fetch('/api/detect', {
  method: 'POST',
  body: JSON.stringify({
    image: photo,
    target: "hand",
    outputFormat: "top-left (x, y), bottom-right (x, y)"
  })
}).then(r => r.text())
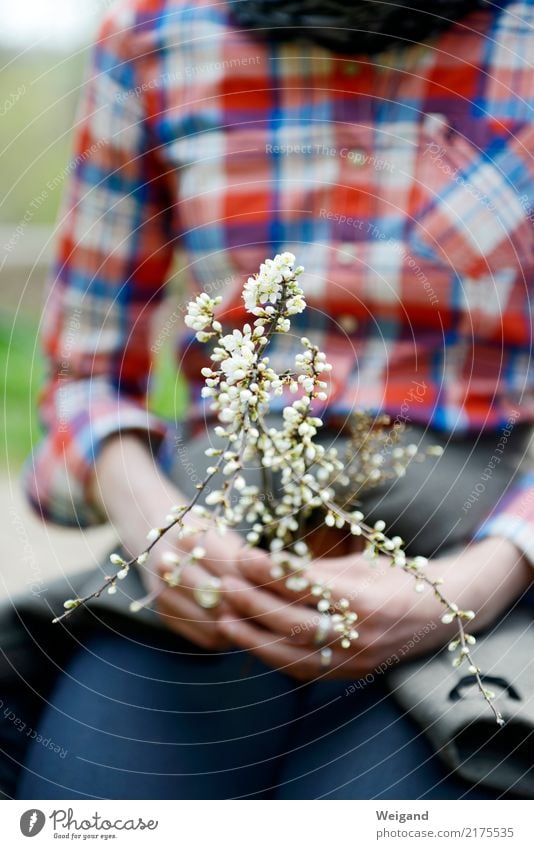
top-left (90, 432), bottom-right (271, 649)
top-left (218, 537), bottom-right (532, 680)
top-left (152, 507), bottom-right (363, 648)
top-left (153, 516), bottom-right (359, 650)
top-left (148, 520), bottom-right (262, 650)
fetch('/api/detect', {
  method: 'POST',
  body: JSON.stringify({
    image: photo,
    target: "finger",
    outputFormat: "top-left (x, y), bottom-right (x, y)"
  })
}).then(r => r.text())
top-left (153, 529), bottom-right (250, 579)
top-left (156, 559), bottom-right (229, 625)
top-left (222, 575), bottom-right (329, 646)
top-left (156, 588), bottom-right (232, 649)
top-left (237, 548), bottom-right (358, 607)
top-left (158, 580), bottom-right (229, 621)
top-left (218, 614), bottom-right (339, 680)
top-left (198, 527), bottom-right (247, 577)
top-left (155, 558), bottom-right (224, 605)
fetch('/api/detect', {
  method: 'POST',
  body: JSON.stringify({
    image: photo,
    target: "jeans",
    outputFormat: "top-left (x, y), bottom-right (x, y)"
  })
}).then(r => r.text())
top-left (17, 630), bottom-right (498, 800)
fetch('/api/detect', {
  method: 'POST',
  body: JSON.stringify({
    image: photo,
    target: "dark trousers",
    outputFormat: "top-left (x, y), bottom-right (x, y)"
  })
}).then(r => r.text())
top-left (17, 628), bottom-right (501, 800)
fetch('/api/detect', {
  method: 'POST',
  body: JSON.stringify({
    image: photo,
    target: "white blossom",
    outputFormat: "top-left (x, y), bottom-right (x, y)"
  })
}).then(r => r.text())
top-left (110, 553), bottom-right (125, 566)
top-left (162, 551), bottom-right (180, 566)
top-left (242, 252), bottom-right (305, 319)
top-left (185, 292), bottom-right (222, 333)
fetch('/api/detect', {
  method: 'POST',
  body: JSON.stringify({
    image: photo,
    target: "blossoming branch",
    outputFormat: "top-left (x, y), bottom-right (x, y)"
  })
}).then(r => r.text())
top-left (53, 253), bottom-right (503, 725)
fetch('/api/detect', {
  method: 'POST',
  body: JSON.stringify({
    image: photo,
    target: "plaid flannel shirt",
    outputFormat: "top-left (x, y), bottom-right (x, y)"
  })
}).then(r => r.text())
top-left (24, 0), bottom-right (534, 562)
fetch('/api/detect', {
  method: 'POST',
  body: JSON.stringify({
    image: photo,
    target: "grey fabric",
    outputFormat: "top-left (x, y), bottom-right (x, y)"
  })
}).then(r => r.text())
top-left (388, 611), bottom-right (534, 798)
top-left (165, 417), bottom-right (534, 556)
top-left (345, 424), bottom-right (534, 558)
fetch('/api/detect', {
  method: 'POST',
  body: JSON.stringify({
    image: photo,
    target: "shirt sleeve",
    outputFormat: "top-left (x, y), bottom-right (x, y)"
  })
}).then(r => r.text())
top-left (22, 9), bottom-right (176, 527)
top-left (473, 469), bottom-right (534, 567)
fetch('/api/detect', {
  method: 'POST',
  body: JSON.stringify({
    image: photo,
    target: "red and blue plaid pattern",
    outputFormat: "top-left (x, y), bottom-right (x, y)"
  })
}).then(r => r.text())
top-left (24, 0), bottom-right (534, 563)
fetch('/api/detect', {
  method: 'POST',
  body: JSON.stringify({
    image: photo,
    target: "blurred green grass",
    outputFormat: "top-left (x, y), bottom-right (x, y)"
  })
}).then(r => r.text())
top-left (1, 312), bottom-right (188, 470)
top-left (0, 313), bottom-right (43, 468)
top-left (150, 333), bottom-right (189, 423)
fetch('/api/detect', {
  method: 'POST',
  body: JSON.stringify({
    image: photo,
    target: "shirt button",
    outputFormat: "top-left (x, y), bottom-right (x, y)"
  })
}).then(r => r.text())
top-left (344, 61), bottom-right (360, 76)
top-left (348, 148), bottom-right (368, 166)
top-left (338, 243), bottom-right (357, 264)
top-left (423, 112), bottom-right (448, 133)
top-left (339, 314), bottom-right (359, 333)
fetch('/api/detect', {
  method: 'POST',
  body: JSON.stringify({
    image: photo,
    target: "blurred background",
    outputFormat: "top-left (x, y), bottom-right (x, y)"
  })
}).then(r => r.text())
top-left (0, 1), bottom-right (184, 599)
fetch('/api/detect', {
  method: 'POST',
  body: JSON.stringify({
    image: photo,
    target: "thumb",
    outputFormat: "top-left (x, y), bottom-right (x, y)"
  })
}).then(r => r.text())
top-left (311, 551), bottom-right (367, 576)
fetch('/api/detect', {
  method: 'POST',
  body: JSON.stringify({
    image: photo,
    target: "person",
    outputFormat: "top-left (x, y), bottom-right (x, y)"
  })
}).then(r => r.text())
top-left (9, 0), bottom-right (534, 799)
